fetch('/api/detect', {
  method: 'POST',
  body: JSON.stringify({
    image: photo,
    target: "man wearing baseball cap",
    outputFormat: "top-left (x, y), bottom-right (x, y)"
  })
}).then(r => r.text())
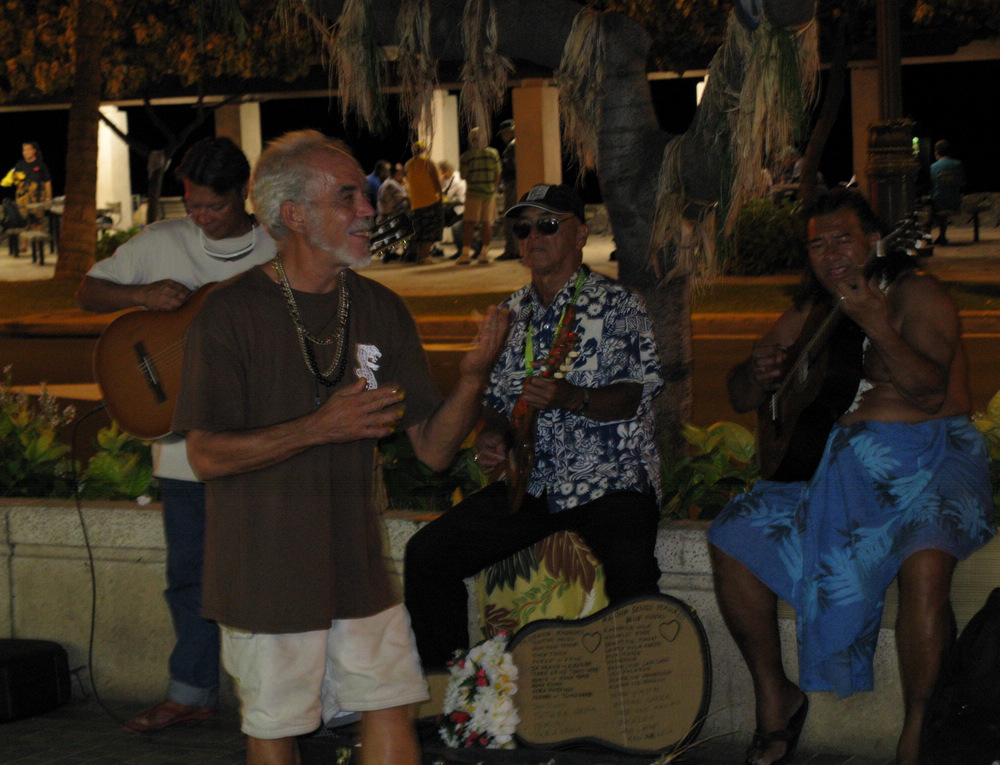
top-left (405, 183), bottom-right (664, 668)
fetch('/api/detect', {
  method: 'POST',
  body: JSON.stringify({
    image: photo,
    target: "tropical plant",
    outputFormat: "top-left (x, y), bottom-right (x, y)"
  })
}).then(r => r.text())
top-left (972, 388), bottom-right (1000, 525)
top-left (377, 430), bottom-right (487, 514)
top-left (0, 367), bottom-right (76, 497)
top-left (730, 198), bottom-right (807, 275)
top-left (0, 0), bottom-right (316, 279)
top-left (95, 228), bottom-right (140, 262)
top-left (660, 421), bottom-right (759, 521)
top-left (78, 422), bottom-right (155, 501)
top-left (1, 366), bottom-right (156, 500)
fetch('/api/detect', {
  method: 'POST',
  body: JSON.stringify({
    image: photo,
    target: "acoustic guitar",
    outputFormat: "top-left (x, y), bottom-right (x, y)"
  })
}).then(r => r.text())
top-left (493, 310), bottom-right (580, 513)
top-left (756, 218), bottom-right (925, 481)
top-left (92, 215), bottom-right (412, 440)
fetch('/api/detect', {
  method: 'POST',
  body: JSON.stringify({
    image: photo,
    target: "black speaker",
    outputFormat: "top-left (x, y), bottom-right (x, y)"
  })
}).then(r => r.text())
top-left (0, 639), bottom-right (71, 722)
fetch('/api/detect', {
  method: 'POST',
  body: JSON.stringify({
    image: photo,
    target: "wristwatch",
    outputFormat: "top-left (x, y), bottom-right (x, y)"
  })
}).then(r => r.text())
top-left (574, 387), bottom-right (590, 414)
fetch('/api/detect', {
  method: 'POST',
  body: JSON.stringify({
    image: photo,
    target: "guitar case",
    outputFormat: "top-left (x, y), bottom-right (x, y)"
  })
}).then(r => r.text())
top-left (508, 594), bottom-right (711, 756)
top-left (0, 639), bottom-right (71, 722)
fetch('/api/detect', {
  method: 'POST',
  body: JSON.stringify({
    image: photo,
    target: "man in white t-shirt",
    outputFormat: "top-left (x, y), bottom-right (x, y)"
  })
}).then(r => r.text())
top-left (76, 137), bottom-right (277, 732)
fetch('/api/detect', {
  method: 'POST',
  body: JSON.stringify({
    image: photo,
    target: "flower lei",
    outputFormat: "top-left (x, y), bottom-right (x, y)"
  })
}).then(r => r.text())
top-left (438, 633), bottom-right (520, 749)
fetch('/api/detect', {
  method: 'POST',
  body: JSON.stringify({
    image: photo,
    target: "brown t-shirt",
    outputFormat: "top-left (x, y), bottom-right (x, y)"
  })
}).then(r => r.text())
top-left (173, 267), bottom-right (442, 633)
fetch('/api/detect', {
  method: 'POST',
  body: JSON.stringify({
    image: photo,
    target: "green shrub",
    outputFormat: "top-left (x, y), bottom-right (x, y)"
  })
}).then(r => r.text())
top-left (729, 197), bottom-right (807, 276)
top-left (96, 227), bottom-right (140, 262)
top-left (78, 422), bottom-right (155, 501)
top-left (0, 367), bottom-right (76, 497)
top-left (660, 421), bottom-right (759, 521)
top-left (972, 389), bottom-right (1000, 525)
top-left (378, 431), bottom-right (487, 513)
top-left (1, 366), bottom-right (155, 500)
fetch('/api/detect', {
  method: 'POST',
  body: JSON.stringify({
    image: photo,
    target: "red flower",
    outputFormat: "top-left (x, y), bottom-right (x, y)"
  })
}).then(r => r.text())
top-left (451, 711), bottom-right (470, 723)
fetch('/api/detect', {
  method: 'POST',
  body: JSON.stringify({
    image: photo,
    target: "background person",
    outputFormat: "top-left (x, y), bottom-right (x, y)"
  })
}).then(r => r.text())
top-left (929, 139), bottom-right (965, 245)
top-left (403, 141), bottom-right (443, 265)
top-left (1, 141), bottom-right (52, 245)
top-left (438, 160), bottom-right (466, 257)
top-left (457, 127), bottom-right (501, 265)
top-left (365, 159), bottom-right (391, 210)
top-left (75, 137), bottom-right (277, 733)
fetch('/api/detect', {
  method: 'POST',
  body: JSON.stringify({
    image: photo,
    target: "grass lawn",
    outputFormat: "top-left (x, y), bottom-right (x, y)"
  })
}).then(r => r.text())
top-left (1, 277), bottom-right (998, 323)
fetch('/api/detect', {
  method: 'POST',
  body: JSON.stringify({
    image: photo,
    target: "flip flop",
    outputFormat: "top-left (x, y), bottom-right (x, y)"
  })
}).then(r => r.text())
top-left (125, 700), bottom-right (214, 733)
top-left (745, 694), bottom-right (809, 765)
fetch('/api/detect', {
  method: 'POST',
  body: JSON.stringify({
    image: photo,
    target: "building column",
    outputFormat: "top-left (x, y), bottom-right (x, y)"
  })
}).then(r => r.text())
top-left (97, 106), bottom-right (133, 229)
top-left (214, 102), bottom-right (262, 173)
top-left (511, 79), bottom-right (562, 196)
top-left (427, 90), bottom-right (460, 170)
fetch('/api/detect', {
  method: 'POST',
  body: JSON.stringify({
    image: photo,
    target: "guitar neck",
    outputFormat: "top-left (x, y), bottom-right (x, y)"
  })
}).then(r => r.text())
top-left (769, 302), bottom-right (843, 420)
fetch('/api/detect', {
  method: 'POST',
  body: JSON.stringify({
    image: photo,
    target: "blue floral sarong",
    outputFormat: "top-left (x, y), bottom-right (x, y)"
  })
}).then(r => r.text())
top-left (709, 416), bottom-right (996, 698)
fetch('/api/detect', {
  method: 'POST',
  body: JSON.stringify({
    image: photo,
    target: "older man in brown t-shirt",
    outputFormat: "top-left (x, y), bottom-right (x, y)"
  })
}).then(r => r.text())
top-left (173, 130), bottom-right (507, 765)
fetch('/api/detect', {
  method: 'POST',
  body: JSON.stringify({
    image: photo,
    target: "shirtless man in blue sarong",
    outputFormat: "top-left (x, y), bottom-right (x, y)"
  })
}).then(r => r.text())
top-left (709, 188), bottom-right (995, 765)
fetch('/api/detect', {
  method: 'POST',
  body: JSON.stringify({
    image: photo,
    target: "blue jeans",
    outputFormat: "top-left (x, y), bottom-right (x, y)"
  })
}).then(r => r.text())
top-left (161, 478), bottom-right (219, 707)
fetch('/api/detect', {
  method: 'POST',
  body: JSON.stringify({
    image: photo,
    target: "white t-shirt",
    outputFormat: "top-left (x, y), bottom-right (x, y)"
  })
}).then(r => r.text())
top-left (88, 216), bottom-right (278, 481)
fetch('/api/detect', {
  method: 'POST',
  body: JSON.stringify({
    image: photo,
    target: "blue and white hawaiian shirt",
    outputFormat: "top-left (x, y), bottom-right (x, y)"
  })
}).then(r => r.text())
top-left (484, 267), bottom-right (663, 512)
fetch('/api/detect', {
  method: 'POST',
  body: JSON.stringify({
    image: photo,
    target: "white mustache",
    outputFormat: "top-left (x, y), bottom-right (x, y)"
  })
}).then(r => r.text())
top-left (348, 218), bottom-right (374, 236)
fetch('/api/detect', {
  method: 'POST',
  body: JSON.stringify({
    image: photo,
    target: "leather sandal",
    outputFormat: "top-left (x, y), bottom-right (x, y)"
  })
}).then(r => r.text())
top-left (125, 700), bottom-right (214, 733)
top-left (745, 694), bottom-right (809, 765)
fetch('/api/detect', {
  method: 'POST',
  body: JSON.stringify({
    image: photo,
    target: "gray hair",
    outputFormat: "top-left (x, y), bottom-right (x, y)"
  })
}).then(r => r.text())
top-left (251, 130), bottom-right (354, 241)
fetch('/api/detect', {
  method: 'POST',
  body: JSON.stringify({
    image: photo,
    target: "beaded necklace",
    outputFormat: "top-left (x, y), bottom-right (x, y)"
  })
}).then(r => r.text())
top-left (524, 266), bottom-right (588, 376)
top-left (272, 254), bottom-right (351, 389)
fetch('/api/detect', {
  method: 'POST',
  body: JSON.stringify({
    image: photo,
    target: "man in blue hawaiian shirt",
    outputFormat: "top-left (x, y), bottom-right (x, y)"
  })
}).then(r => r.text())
top-left (709, 188), bottom-right (995, 765)
top-left (405, 183), bottom-right (663, 670)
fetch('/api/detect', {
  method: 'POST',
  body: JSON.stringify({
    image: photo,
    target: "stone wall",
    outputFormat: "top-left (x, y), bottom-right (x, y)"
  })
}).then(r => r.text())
top-left (2, 499), bottom-right (996, 757)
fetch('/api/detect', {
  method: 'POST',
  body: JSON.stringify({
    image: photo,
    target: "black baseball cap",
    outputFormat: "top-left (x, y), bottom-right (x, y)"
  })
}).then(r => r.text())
top-left (504, 184), bottom-right (586, 223)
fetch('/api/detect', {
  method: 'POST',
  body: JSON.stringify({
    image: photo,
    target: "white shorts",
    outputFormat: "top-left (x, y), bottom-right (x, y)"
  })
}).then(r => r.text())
top-left (221, 603), bottom-right (429, 739)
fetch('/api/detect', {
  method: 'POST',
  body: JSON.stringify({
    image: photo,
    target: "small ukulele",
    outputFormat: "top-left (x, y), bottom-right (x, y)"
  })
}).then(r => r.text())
top-left (92, 215), bottom-right (413, 439)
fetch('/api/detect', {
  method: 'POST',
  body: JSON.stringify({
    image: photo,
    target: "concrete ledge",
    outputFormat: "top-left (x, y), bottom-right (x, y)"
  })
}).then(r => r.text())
top-left (2, 499), bottom-right (996, 757)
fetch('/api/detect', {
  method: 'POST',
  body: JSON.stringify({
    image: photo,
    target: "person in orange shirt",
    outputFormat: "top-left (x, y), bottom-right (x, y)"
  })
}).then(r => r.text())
top-left (403, 141), bottom-right (444, 265)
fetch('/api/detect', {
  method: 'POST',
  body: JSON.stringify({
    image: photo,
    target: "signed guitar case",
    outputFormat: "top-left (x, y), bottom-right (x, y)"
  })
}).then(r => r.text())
top-left (508, 595), bottom-right (711, 756)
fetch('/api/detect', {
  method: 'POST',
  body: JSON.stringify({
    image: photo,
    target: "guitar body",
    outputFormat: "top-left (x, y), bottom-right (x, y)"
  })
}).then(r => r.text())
top-left (755, 217), bottom-right (924, 482)
top-left (90, 215), bottom-right (413, 441)
top-left (92, 285), bottom-right (216, 440)
top-left (756, 305), bottom-right (865, 482)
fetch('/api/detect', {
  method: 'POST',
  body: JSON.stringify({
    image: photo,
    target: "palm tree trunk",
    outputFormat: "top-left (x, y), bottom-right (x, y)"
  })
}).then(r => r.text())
top-left (54, 0), bottom-right (105, 281)
top-left (800, 14), bottom-right (850, 208)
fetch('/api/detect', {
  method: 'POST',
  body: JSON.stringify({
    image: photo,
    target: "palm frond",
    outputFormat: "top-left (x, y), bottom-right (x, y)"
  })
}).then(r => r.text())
top-left (460, 0), bottom-right (513, 135)
top-left (556, 6), bottom-right (605, 172)
top-left (318, 0), bottom-right (386, 133)
top-left (397, 0), bottom-right (437, 142)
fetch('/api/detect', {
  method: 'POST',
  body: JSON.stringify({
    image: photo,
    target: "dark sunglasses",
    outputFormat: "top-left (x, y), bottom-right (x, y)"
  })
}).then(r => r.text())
top-left (511, 215), bottom-right (575, 240)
